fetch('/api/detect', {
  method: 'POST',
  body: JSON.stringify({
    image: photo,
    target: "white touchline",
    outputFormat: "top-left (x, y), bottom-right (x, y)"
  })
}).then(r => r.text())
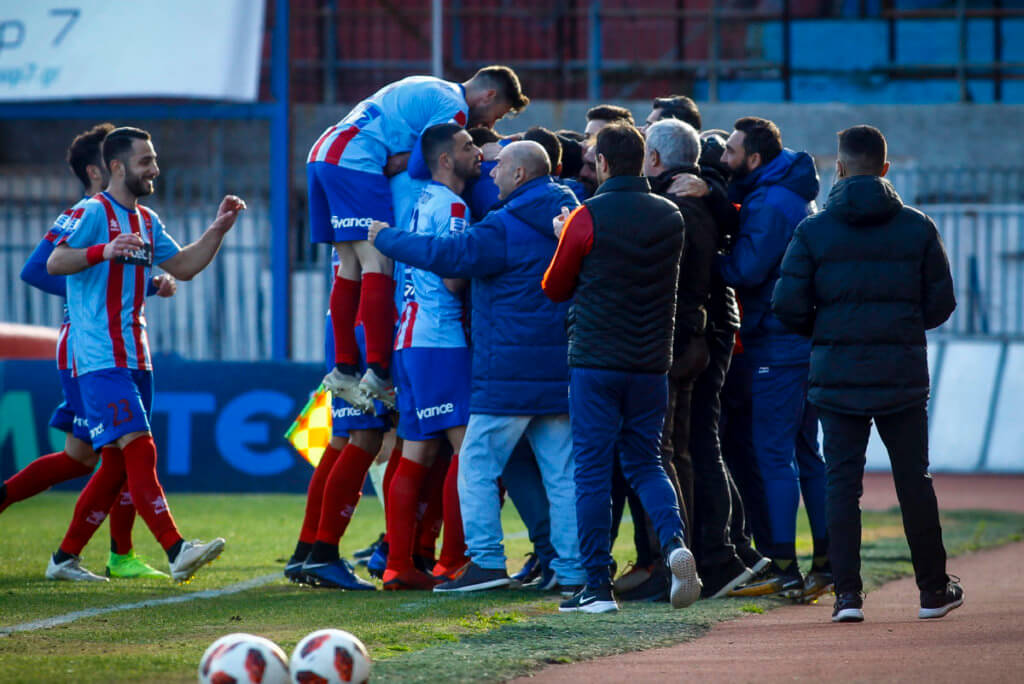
top-left (0, 573), bottom-right (280, 637)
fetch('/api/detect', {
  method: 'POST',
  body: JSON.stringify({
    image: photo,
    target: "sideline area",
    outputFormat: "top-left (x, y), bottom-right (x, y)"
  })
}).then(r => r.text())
top-left (518, 474), bottom-right (1024, 683)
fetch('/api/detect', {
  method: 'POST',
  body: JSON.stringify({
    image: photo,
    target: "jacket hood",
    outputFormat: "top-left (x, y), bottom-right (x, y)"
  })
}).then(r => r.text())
top-left (824, 174), bottom-right (904, 226)
top-left (730, 148), bottom-right (820, 203)
top-left (502, 175), bottom-right (578, 240)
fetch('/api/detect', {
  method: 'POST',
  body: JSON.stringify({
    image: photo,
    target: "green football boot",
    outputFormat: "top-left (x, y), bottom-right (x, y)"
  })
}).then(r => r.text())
top-left (106, 550), bottom-right (170, 579)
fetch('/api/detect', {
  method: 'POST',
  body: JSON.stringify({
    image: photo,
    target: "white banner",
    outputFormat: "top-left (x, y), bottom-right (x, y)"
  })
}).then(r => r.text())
top-left (0, 1), bottom-right (266, 102)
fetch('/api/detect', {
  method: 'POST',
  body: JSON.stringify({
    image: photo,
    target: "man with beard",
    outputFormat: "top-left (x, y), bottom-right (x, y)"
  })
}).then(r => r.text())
top-left (312, 67), bottom-right (528, 414)
top-left (713, 117), bottom-right (830, 598)
top-left (367, 124), bottom-right (481, 590)
top-left (773, 125), bottom-right (960, 622)
top-left (46, 126), bottom-right (244, 583)
top-left (370, 141), bottom-right (585, 594)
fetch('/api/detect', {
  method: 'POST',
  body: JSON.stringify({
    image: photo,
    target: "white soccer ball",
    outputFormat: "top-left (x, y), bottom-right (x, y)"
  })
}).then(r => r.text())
top-left (289, 629), bottom-right (372, 684)
top-left (198, 632), bottom-right (290, 684)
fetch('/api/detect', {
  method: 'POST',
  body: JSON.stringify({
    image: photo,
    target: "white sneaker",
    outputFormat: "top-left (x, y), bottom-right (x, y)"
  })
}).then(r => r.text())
top-left (46, 554), bottom-right (109, 582)
top-left (322, 368), bottom-right (373, 413)
top-left (358, 367), bottom-right (396, 411)
top-left (667, 546), bottom-right (702, 609)
top-left (168, 538), bottom-right (225, 583)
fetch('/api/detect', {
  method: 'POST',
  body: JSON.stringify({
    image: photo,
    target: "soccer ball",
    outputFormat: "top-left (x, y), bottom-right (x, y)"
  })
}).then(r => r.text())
top-left (289, 629), bottom-right (372, 684)
top-left (198, 632), bottom-right (290, 684)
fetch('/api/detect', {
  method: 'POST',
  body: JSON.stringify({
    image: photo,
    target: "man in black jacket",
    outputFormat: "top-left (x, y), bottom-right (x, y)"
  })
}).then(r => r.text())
top-left (772, 125), bottom-right (962, 623)
top-left (644, 118), bottom-right (758, 599)
top-left (543, 122), bottom-right (701, 614)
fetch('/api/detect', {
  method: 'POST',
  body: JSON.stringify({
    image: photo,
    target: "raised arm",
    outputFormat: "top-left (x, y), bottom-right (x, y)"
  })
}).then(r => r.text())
top-left (47, 233), bottom-right (145, 275)
top-left (158, 195), bottom-right (246, 281)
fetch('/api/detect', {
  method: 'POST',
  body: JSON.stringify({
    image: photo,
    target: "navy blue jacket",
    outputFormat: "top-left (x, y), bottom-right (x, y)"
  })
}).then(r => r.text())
top-left (375, 175), bottom-right (579, 415)
top-left (717, 148), bottom-right (819, 365)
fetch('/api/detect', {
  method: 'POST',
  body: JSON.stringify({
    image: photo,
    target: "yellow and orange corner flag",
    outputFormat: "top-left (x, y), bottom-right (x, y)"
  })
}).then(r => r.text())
top-left (285, 386), bottom-right (332, 468)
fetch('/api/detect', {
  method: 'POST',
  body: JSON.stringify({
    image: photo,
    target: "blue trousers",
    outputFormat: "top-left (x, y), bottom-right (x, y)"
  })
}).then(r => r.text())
top-left (570, 367), bottom-right (684, 588)
top-left (749, 362), bottom-right (828, 559)
top-left (501, 440), bottom-right (558, 574)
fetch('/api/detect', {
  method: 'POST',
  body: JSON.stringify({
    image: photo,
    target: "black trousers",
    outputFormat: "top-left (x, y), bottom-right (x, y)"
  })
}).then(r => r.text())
top-left (688, 326), bottom-right (743, 570)
top-left (818, 403), bottom-right (949, 595)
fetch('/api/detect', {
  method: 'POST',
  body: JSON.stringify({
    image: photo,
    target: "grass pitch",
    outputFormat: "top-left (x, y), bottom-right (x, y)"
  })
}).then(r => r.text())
top-left (1, 492), bottom-right (1021, 683)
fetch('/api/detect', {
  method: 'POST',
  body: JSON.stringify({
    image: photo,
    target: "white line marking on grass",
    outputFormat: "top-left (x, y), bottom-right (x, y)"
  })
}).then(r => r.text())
top-left (0, 572), bottom-right (280, 637)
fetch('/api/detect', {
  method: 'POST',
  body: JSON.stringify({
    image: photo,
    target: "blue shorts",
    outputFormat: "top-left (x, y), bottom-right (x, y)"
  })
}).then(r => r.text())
top-left (49, 369), bottom-right (91, 443)
top-left (308, 162), bottom-right (394, 243)
top-left (78, 368), bottom-right (154, 449)
top-left (395, 347), bottom-right (471, 442)
top-left (324, 315), bottom-right (391, 436)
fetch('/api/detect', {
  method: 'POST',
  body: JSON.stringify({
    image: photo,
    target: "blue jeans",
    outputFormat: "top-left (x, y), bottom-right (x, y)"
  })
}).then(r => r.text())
top-left (569, 367), bottom-right (684, 588)
top-left (501, 440), bottom-right (558, 573)
top-left (458, 413), bottom-right (585, 585)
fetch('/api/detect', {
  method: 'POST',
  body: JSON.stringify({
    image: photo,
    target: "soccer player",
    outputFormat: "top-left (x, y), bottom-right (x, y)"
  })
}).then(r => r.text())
top-left (45, 126), bottom-right (243, 583)
top-left (368, 123), bottom-right (481, 590)
top-left (309, 67), bottom-right (527, 412)
top-left (1, 123), bottom-right (173, 580)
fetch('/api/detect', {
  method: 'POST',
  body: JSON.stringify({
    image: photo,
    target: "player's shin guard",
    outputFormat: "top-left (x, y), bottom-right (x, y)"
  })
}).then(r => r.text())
top-left (417, 456), bottom-right (447, 558)
top-left (1, 451), bottom-right (93, 513)
top-left (329, 276), bottom-right (362, 371)
top-left (122, 435), bottom-right (182, 551)
top-left (437, 453), bottom-right (468, 570)
top-left (315, 443), bottom-right (375, 546)
top-left (360, 272), bottom-right (396, 377)
top-left (59, 447), bottom-right (127, 556)
top-left (299, 443), bottom-right (343, 545)
top-left (108, 481), bottom-right (136, 555)
top-left (385, 458), bottom-right (429, 574)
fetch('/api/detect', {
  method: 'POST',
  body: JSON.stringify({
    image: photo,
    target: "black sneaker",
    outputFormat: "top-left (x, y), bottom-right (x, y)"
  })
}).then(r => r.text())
top-left (919, 578), bottom-right (964, 619)
top-left (619, 565), bottom-right (670, 602)
top-left (353, 533), bottom-right (385, 564)
top-left (556, 583), bottom-right (583, 599)
top-left (523, 566), bottom-right (558, 591)
top-left (433, 562), bottom-right (511, 593)
top-left (832, 592), bottom-right (865, 623)
top-left (700, 555), bottom-right (756, 599)
top-left (511, 553), bottom-right (541, 584)
top-left (728, 559), bottom-right (802, 598)
top-left (558, 584), bottom-right (619, 614)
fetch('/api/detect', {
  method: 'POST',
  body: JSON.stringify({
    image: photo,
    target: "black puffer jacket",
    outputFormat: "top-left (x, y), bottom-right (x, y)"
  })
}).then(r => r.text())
top-left (568, 175), bottom-right (684, 373)
top-left (772, 175), bottom-right (956, 415)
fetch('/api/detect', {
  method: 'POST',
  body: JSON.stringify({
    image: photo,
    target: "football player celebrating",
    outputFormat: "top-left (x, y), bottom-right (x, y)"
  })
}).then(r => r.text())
top-left (45, 126), bottom-right (243, 583)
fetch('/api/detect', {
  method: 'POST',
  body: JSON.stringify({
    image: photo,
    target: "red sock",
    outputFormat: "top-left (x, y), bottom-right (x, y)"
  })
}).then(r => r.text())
top-left (123, 435), bottom-right (182, 551)
top-left (315, 443), bottom-right (375, 546)
top-left (59, 448), bottom-right (126, 556)
top-left (438, 453), bottom-right (468, 569)
top-left (1, 451), bottom-right (93, 512)
top-left (330, 276), bottom-right (362, 368)
top-left (360, 273), bottom-right (396, 373)
top-left (416, 457), bottom-right (447, 558)
top-left (385, 458), bottom-right (429, 574)
top-left (108, 478), bottom-right (136, 555)
top-left (299, 443), bottom-right (342, 544)
top-left (380, 445), bottom-right (402, 539)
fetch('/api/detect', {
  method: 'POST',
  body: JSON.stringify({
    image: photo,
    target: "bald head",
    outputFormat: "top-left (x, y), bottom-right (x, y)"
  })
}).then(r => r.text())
top-left (491, 140), bottom-right (552, 199)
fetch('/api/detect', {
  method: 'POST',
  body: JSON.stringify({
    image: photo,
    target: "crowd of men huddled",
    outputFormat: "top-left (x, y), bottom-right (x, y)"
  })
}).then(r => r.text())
top-left (1, 63), bottom-right (964, 623)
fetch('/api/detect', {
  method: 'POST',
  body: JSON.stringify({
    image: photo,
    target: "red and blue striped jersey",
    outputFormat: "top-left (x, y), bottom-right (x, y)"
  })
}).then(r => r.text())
top-left (57, 193), bottom-right (181, 375)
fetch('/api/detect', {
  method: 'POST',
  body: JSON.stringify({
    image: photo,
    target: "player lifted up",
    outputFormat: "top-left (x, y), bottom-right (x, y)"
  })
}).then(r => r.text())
top-left (308, 66), bottom-right (528, 411)
top-left (45, 126), bottom-right (244, 583)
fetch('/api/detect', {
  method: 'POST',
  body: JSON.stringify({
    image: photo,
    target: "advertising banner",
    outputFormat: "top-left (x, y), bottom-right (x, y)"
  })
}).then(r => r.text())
top-left (0, 1), bottom-right (265, 101)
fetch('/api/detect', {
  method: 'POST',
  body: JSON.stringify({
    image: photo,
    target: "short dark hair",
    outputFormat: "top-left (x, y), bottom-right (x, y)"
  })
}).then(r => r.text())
top-left (67, 123), bottom-right (115, 189)
top-left (733, 117), bottom-right (782, 165)
top-left (523, 126), bottom-right (562, 171)
top-left (837, 124), bottom-right (887, 176)
top-left (474, 65), bottom-right (529, 114)
top-left (102, 127), bottom-right (151, 172)
top-left (652, 95), bottom-right (701, 131)
top-left (595, 123), bottom-right (645, 178)
top-left (557, 133), bottom-right (583, 178)
top-left (586, 104), bottom-right (635, 125)
top-left (421, 123), bottom-right (464, 173)
top-left (468, 126), bottom-right (501, 147)
top-left (556, 129), bottom-right (584, 142)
